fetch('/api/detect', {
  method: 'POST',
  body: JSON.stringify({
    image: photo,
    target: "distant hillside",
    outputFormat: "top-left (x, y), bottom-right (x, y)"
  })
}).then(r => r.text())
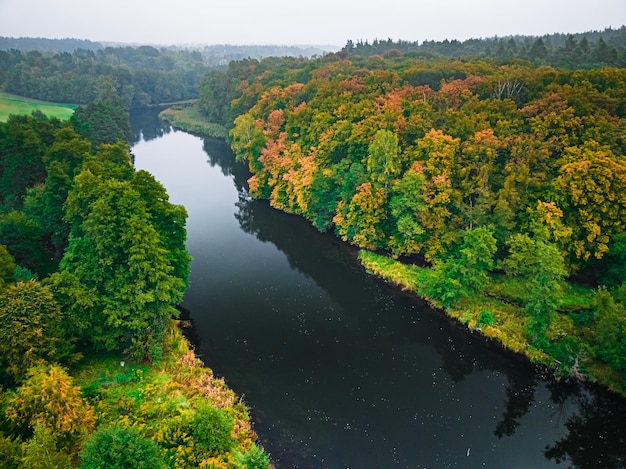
top-left (0, 36), bottom-right (103, 52)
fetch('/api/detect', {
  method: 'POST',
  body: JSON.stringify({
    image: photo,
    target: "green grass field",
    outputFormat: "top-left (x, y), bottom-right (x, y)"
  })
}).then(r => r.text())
top-left (0, 91), bottom-right (77, 122)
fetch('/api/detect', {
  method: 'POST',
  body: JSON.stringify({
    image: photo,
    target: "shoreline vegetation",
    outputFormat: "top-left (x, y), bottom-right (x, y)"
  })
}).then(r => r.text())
top-left (72, 325), bottom-right (269, 468)
top-left (159, 102), bottom-right (228, 139)
top-left (357, 251), bottom-right (624, 393)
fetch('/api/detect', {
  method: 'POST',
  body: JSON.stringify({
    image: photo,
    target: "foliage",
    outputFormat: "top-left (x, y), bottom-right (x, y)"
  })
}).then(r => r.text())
top-left (4, 364), bottom-right (96, 452)
top-left (0, 433), bottom-right (22, 469)
top-left (477, 310), bottom-right (495, 327)
top-left (21, 424), bottom-right (73, 469)
top-left (0, 46), bottom-right (208, 108)
top-left (71, 327), bottom-right (264, 469)
top-left (0, 281), bottom-right (71, 381)
top-left (342, 27), bottom-right (626, 69)
top-left (592, 288), bottom-right (626, 376)
top-left (191, 403), bottom-right (235, 455)
top-left (79, 425), bottom-right (167, 469)
top-left (425, 227), bottom-right (497, 307)
top-left (61, 173), bottom-right (185, 359)
top-left (503, 233), bottom-right (567, 343)
top-left (235, 445), bottom-right (271, 469)
top-left (71, 100), bottom-right (131, 147)
top-left (0, 244), bottom-right (15, 286)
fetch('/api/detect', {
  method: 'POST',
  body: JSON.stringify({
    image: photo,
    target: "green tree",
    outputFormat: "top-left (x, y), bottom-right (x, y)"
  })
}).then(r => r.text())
top-left (191, 404), bottom-right (234, 455)
top-left (592, 288), bottom-right (626, 376)
top-left (21, 424), bottom-right (73, 469)
top-left (388, 166), bottom-right (427, 256)
top-left (0, 115), bottom-right (53, 210)
top-left (71, 101), bottom-right (131, 147)
top-left (425, 226), bottom-right (497, 307)
top-left (0, 211), bottom-right (44, 273)
top-left (503, 233), bottom-right (567, 343)
top-left (132, 170), bottom-right (191, 292)
top-left (61, 178), bottom-right (185, 359)
top-left (0, 244), bottom-right (16, 286)
top-left (0, 281), bottom-right (70, 381)
top-left (366, 129), bottom-right (402, 186)
top-left (80, 426), bottom-right (167, 469)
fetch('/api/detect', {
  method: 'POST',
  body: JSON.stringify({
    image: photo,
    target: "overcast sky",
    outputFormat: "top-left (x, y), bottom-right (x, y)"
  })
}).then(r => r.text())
top-left (0, 0), bottom-right (624, 47)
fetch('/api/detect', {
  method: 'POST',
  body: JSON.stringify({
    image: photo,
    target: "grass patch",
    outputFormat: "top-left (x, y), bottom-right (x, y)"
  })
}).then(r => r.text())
top-left (0, 91), bottom-right (76, 122)
top-left (159, 103), bottom-right (228, 139)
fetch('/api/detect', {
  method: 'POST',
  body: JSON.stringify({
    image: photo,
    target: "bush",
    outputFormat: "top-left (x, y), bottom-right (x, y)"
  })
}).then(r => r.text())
top-left (5, 364), bottom-right (95, 452)
top-left (192, 404), bottom-right (234, 455)
top-left (80, 425), bottom-right (167, 469)
top-left (235, 445), bottom-right (271, 469)
top-left (477, 310), bottom-right (495, 327)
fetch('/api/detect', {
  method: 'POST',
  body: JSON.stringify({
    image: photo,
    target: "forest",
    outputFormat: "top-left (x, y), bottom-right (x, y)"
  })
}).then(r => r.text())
top-left (200, 39), bottom-right (626, 392)
top-left (0, 105), bottom-right (269, 466)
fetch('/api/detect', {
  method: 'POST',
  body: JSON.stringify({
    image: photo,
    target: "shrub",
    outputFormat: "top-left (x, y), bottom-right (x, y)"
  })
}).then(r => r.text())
top-left (5, 364), bottom-right (95, 452)
top-left (477, 310), bottom-right (495, 327)
top-left (80, 425), bottom-right (167, 469)
top-left (192, 404), bottom-right (234, 455)
top-left (235, 445), bottom-right (271, 469)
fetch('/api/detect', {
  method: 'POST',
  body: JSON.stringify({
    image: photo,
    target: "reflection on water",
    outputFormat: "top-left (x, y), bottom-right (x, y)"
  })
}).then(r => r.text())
top-left (131, 109), bottom-right (626, 469)
top-left (129, 106), bottom-right (172, 145)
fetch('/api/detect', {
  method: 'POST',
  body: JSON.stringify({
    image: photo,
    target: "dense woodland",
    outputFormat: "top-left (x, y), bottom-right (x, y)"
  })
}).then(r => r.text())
top-left (0, 45), bottom-right (207, 107)
top-left (0, 107), bottom-right (269, 466)
top-left (198, 38), bottom-right (626, 389)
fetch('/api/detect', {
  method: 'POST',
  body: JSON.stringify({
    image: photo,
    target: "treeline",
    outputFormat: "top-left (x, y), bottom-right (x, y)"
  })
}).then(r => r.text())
top-left (193, 44), bottom-right (336, 67)
top-left (208, 52), bottom-right (626, 386)
top-left (0, 45), bottom-right (207, 107)
top-left (344, 26), bottom-right (626, 69)
top-left (0, 36), bottom-right (103, 53)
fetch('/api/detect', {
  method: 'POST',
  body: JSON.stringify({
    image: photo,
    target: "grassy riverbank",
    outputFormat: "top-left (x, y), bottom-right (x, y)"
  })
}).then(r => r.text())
top-left (159, 102), bottom-right (228, 139)
top-left (0, 91), bottom-right (76, 122)
top-left (358, 250), bottom-right (625, 396)
top-left (72, 325), bottom-right (269, 468)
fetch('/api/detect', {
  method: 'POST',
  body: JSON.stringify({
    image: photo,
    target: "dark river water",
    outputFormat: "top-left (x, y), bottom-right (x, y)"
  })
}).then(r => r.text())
top-left (131, 109), bottom-right (626, 469)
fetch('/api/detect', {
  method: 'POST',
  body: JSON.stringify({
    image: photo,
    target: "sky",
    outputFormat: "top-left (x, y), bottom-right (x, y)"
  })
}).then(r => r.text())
top-left (0, 0), bottom-right (624, 47)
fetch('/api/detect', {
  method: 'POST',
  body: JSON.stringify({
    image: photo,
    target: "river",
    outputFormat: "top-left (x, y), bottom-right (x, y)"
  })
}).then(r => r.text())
top-left (131, 109), bottom-right (626, 469)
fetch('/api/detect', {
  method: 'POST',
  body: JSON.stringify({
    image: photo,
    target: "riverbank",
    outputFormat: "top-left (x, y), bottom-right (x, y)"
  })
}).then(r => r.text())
top-left (71, 324), bottom-right (271, 468)
top-left (358, 250), bottom-right (625, 397)
top-left (159, 102), bottom-right (228, 139)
